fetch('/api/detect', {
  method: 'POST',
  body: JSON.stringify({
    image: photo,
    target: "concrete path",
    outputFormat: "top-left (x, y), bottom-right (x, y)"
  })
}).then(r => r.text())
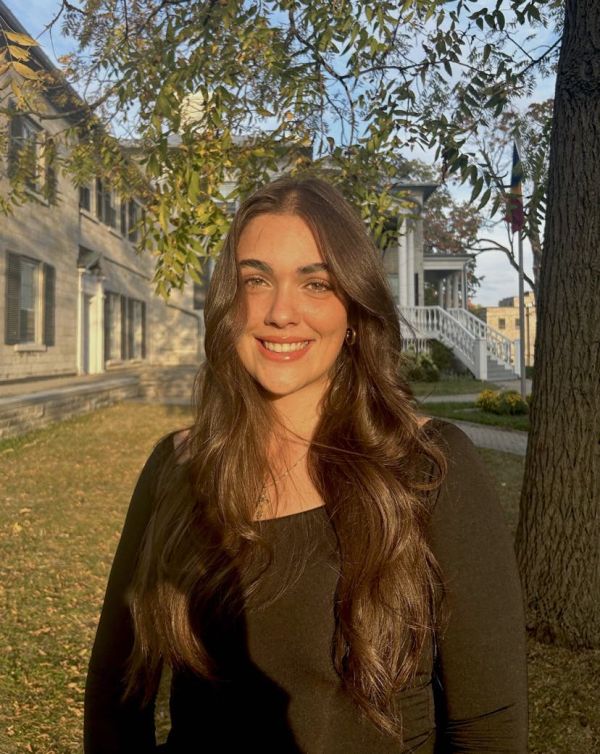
top-left (415, 379), bottom-right (530, 456)
top-left (437, 419), bottom-right (528, 456)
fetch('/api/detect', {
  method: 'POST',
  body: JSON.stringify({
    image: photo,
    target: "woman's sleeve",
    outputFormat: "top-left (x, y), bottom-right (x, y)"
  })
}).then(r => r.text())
top-left (426, 421), bottom-right (528, 753)
top-left (84, 433), bottom-right (175, 754)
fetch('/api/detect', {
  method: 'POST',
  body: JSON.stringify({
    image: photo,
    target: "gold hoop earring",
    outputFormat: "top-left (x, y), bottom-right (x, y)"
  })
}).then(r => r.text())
top-left (345, 327), bottom-right (357, 346)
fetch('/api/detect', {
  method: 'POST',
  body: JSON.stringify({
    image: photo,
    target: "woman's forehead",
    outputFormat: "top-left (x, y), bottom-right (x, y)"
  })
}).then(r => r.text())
top-left (236, 212), bottom-right (325, 266)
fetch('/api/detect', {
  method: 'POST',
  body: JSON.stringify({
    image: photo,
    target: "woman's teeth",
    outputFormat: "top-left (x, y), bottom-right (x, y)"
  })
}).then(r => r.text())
top-left (261, 340), bottom-right (309, 353)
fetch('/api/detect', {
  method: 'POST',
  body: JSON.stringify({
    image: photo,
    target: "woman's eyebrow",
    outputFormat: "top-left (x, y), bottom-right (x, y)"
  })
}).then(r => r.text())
top-left (238, 259), bottom-right (330, 274)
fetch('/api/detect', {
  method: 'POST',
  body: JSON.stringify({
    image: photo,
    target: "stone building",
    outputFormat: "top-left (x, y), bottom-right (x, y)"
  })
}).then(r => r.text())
top-left (485, 291), bottom-right (537, 367)
top-left (0, 2), bottom-right (202, 386)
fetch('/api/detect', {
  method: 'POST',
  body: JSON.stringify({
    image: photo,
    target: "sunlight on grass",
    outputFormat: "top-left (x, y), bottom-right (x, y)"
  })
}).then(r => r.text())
top-left (0, 404), bottom-right (597, 752)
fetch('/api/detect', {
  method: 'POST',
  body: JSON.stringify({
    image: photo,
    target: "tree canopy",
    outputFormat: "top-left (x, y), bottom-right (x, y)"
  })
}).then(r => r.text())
top-left (1, 0), bottom-right (560, 297)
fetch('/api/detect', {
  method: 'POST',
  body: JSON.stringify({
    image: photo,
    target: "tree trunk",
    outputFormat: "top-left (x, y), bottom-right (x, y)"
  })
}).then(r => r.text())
top-left (515, 0), bottom-right (600, 647)
top-left (528, 227), bottom-right (542, 296)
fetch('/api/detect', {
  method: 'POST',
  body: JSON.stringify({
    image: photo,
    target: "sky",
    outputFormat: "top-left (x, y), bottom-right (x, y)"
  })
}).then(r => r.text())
top-left (3, 0), bottom-right (556, 307)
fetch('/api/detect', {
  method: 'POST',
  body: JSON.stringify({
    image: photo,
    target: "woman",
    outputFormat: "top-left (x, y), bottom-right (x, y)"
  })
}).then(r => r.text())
top-left (84, 176), bottom-right (528, 752)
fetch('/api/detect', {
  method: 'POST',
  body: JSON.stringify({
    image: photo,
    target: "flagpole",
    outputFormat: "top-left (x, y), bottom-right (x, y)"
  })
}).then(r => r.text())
top-left (517, 230), bottom-right (527, 400)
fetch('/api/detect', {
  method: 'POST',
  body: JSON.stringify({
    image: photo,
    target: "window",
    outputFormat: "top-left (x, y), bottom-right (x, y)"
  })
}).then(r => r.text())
top-left (103, 292), bottom-right (122, 361)
top-left (119, 198), bottom-right (142, 242)
top-left (498, 318), bottom-right (506, 329)
top-left (116, 295), bottom-right (146, 361)
top-left (19, 258), bottom-right (37, 342)
top-left (96, 178), bottom-right (117, 228)
top-left (5, 252), bottom-right (55, 346)
top-left (79, 185), bottom-right (92, 212)
top-left (8, 114), bottom-right (57, 201)
top-left (128, 200), bottom-right (141, 243)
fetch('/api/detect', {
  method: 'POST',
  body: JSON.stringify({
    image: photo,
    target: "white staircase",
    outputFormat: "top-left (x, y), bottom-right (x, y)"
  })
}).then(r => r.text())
top-left (400, 306), bottom-right (520, 381)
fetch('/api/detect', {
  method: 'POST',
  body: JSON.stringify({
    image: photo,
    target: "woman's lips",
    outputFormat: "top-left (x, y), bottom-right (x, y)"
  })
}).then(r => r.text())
top-left (255, 338), bottom-right (314, 362)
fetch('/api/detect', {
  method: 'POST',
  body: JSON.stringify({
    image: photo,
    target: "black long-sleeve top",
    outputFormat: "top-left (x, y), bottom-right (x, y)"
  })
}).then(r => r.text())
top-left (84, 419), bottom-right (528, 753)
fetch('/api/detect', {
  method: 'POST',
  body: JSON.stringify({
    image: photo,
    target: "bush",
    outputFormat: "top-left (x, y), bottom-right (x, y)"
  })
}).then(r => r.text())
top-left (417, 352), bottom-right (440, 382)
top-left (476, 389), bottom-right (529, 415)
top-left (402, 349), bottom-right (440, 382)
top-left (475, 389), bottom-right (499, 412)
top-left (428, 340), bottom-right (455, 373)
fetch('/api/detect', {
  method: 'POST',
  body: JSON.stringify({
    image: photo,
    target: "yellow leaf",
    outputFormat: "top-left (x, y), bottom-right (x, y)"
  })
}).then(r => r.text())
top-left (4, 30), bottom-right (38, 47)
top-left (12, 61), bottom-right (38, 80)
top-left (0, 63), bottom-right (9, 77)
top-left (8, 45), bottom-right (30, 61)
top-left (10, 79), bottom-right (23, 99)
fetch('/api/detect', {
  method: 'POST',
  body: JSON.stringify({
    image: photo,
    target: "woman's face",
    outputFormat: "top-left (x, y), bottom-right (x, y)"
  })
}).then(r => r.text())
top-left (235, 212), bottom-right (349, 403)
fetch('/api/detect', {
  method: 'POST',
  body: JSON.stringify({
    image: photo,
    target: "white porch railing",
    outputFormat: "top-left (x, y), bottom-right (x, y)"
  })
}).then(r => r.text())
top-left (447, 307), bottom-right (516, 368)
top-left (400, 306), bottom-right (488, 379)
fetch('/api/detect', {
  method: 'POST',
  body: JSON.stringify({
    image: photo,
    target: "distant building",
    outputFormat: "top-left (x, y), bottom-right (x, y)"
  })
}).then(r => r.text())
top-left (0, 1), bottom-right (202, 384)
top-left (484, 291), bottom-right (537, 366)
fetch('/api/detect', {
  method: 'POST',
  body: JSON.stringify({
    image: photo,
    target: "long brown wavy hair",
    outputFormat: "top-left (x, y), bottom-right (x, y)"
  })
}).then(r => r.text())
top-left (125, 175), bottom-right (447, 741)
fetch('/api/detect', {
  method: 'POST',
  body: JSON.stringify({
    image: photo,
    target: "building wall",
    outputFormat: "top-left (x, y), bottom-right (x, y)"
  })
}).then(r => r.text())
top-left (0, 111), bottom-right (201, 382)
top-left (486, 298), bottom-right (537, 366)
top-left (0, 109), bottom-right (81, 381)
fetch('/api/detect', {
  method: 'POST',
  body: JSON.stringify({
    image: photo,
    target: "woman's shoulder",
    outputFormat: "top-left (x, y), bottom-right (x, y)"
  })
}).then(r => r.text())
top-left (141, 428), bottom-right (192, 473)
top-left (418, 416), bottom-right (475, 455)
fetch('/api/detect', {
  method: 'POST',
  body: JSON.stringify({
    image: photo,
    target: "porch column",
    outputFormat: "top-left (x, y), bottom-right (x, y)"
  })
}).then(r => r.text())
top-left (462, 266), bottom-right (468, 308)
top-left (76, 269), bottom-right (84, 375)
top-left (397, 227), bottom-right (408, 307)
top-left (437, 279), bottom-right (444, 307)
top-left (444, 276), bottom-right (452, 309)
top-left (452, 272), bottom-right (460, 309)
top-left (406, 221), bottom-right (415, 306)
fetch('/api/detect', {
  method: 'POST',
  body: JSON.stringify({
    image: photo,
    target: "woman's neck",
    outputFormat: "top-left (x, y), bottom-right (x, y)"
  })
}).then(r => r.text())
top-left (268, 389), bottom-right (324, 446)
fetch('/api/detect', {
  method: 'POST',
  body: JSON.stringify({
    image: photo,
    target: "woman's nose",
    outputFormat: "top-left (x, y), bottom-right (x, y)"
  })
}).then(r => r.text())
top-left (264, 284), bottom-right (300, 327)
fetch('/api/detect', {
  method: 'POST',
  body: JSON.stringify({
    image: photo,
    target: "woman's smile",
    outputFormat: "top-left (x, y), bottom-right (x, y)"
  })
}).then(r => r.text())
top-left (255, 337), bottom-right (314, 360)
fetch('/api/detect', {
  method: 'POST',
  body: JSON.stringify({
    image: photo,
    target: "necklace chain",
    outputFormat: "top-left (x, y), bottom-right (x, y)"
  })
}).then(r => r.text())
top-left (255, 449), bottom-right (308, 521)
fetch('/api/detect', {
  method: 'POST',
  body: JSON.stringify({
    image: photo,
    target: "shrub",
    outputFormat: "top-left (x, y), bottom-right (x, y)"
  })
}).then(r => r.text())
top-left (476, 389), bottom-right (499, 412)
top-left (401, 349), bottom-right (440, 382)
top-left (476, 389), bottom-right (529, 415)
top-left (428, 340), bottom-right (455, 373)
top-left (496, 390), bottom-right (529, 415)
top-left (417, 352), bottom-right (440, 382)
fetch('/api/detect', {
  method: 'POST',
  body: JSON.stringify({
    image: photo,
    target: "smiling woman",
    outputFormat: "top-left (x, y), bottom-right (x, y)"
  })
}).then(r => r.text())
top-left (235, 212), bottom-right (348, 407)
top-left (84, 177), bottom-right (527, 753)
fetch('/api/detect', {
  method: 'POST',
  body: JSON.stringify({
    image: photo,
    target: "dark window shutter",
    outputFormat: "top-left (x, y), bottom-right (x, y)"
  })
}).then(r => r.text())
top-left (127, 298), bottom-right (134, 359)
top-left (104, 293), bottom-right (111, 362)
top-left (5, 252), bottom-right (21, 344)
top-left (79, 186), bottom-right (91, 211)
top-left (44, 136), bottom-right (57, 203)
top-left (141, 301), bottom-right (146, 359)
top-left (8, 116), bottom-right (22, 179)
top-left (120, 295), bottom-right (127, 359)
top-left (120, 201), bottom-right (127, 235)
top-left (42, 263), bottom-right (55, 346)
top-left (96, 178), bottom-right (103, 221)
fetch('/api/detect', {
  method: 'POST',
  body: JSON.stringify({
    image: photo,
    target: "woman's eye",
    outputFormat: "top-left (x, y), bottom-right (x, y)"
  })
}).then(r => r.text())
top-left (307, 280), bottom-right (332, 292)
top-left (243, 276), bottom-right (266, 287)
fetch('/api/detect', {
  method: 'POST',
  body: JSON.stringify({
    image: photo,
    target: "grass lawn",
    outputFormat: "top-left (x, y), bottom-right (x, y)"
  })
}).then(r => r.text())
top-left (423, 401), bottom-right (530, 432)
top-left (0, 404), bottom-right (597, 752)
top-left (409, 377), bottom-right (501, 397)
